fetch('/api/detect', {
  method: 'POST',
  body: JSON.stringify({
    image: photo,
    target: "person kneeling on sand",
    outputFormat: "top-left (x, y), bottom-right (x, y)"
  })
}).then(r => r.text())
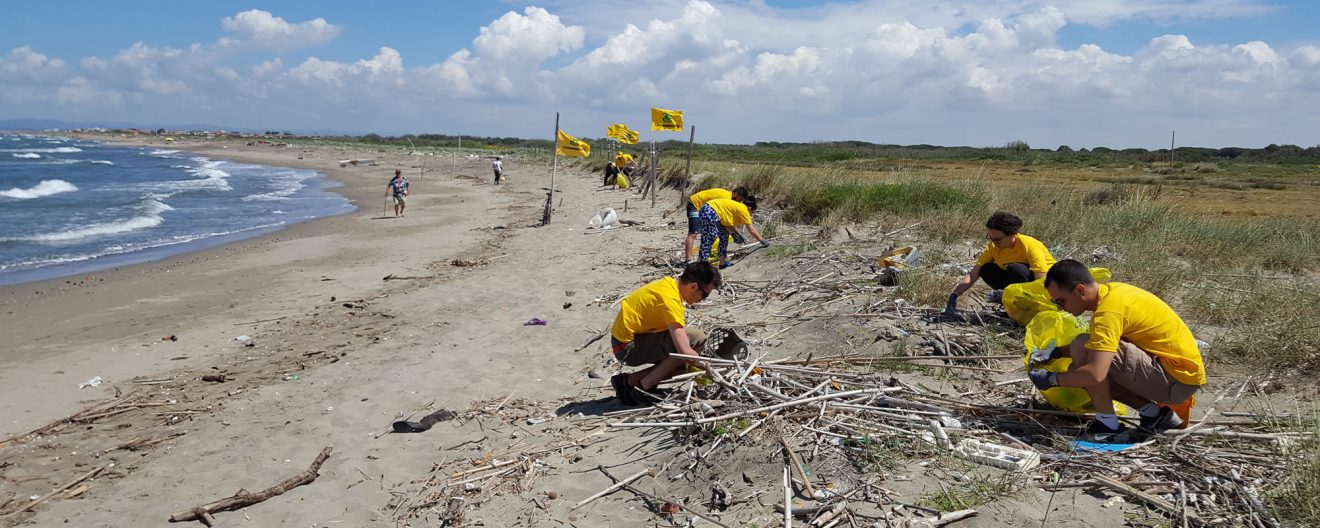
top-left (608, 262), bottom-right (722, 405)
top-left (387, 169), bottom-right (409, 217)
top-left (946, 211), bottom-right (1055, 316)
top-left (1030, 259), bottom-right (1205, 442)
top-left (684, 186), bottom-right (749, 262)
top-left (697, 197), bottom-right (769, 269)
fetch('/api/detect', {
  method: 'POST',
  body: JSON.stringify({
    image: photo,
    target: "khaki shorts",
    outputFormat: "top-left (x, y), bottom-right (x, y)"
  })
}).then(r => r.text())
top-left (1071, 333), bottom-right (1200, 405)
top-left (614, 327), bottom-right (707, 367)
top-left (393, 194), bottom-right (407, 205)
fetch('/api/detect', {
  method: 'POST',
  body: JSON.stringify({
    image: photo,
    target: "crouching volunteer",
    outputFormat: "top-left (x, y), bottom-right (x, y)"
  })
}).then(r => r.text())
top-left (946, 211), bottom-right (1056, 315)
top-left (697, 196), bottom-right (769, 269)
top-left (608, 262), bottom-right (722, 406)
top-left (684, 186), bottom-right (748, 263)
top-left (1030, 260), bottom-right (1205, 442)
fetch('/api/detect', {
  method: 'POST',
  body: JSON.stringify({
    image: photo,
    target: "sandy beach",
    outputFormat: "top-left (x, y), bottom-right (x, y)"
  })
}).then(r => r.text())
top-left (1, 137), bottom-right (1153, 527)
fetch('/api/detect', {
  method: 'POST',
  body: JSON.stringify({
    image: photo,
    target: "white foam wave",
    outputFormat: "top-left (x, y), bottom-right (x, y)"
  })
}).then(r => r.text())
top-left (11, 153), bottom-right (41, 159)
top-left (179, 160), bottom-right (233, 192)
top-left (0, 147), bottom-right (82, 153)
top-left (90, 160), bottom-right (114, 165)
top-left (0, 179), bottom-right (79, 200)
top-left (0, 198), bottom-right (170, 242)
top-left (0, 222), bottom-right (284, 272)
top-left (148, 149), bottom-right (180, 156)
top-left (243, 173), bottom-right (308, 202)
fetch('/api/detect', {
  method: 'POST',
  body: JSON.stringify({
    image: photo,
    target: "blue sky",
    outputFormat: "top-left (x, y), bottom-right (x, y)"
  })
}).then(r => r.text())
top-left (2, 1), bottom-right (1317, 147)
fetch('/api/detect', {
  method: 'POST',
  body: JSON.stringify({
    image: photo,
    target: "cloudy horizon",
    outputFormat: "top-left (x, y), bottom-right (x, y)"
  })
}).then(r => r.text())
top-left (2, 1), bottom-right (1317, 149)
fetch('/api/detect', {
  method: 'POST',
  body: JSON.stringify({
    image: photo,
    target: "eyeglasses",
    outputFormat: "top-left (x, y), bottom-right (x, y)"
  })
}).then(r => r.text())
top-left (1050, 296), bottom-right (1066, 308)
top-left (987, 234), bottom-right (1008, 243)
top-left (698, 284), bottom-right (715, 301)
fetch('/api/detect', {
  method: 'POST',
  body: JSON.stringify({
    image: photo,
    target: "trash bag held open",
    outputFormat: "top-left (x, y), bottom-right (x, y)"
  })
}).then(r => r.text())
top-left (1002, 267), bottom-right (1112, 326)
top-left (1022, 310), bottom-right (1129, 416)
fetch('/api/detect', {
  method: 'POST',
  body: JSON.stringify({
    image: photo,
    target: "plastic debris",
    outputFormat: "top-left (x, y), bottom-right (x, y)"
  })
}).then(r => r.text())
top-left (78, 376), bottom-right (104, 389)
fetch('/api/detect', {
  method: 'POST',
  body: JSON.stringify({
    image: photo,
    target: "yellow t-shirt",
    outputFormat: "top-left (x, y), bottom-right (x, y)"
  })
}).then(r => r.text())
top-left (1087, 282), bottom-right (1205, 385)
top-left (610, 277), bottom-right (686, 344)
top-left (613, 153), bottom-right (634, 170)
top-left (689, 188), bottom-right (732, 209)
top-left (975, 233), bottom-right (1056, 274)
top-left (706, 198), bottom-right (752, 227)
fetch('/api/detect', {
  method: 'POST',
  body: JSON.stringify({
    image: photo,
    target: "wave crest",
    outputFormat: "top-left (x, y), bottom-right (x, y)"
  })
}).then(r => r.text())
top-left (0, 180), bottom-right (79, 200)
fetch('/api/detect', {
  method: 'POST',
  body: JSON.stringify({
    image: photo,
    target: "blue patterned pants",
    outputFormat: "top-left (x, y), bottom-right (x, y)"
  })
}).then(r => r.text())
top-left (697, 204), bottom-right (730, 262)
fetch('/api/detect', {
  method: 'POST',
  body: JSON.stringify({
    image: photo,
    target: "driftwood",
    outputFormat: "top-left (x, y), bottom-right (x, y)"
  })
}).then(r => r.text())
top-left (2, 464), bottom-right (109, 519)
top-left (169, 446), bottom-right (333, 525)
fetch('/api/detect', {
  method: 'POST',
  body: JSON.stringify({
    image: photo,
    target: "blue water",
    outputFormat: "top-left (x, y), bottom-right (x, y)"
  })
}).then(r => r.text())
top-left (0, 133), bottom-right (355, 285)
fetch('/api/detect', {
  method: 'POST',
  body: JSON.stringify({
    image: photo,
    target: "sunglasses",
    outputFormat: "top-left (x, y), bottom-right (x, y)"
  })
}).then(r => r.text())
top-left (698, 284), bottom-right (716, 301)
top-left (987, 234), bottom-right (1008, 243)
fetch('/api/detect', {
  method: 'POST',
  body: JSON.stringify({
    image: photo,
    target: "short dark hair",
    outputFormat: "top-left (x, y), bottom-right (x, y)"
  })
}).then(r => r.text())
top-left (395, 169), bottom-right (402, 175)
top-left (1045, 259), bottom-right (1094, 290)
top-left (680, 261), bottom-right (722, 290)
top-left (732, 186), bottom-right (751, 199)
top-left (742, 196), bottom-right (758, 214)
top-left (985, 211), bottom-right (1023, 235)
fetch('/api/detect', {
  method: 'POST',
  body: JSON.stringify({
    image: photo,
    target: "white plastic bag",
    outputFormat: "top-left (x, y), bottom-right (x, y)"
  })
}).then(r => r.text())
top-left (587, 208), bottom-right (619, 229)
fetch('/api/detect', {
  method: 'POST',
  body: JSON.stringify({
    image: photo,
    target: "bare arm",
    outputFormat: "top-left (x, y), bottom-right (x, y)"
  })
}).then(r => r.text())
top-left (1056, 349), bottom-right (1114, 387)
top-left (746, 224), bottom-right (766, 243)
top-left (951, 265), bottom-right (983, 296)
top-left (668, 323), bottom-right (700, 358)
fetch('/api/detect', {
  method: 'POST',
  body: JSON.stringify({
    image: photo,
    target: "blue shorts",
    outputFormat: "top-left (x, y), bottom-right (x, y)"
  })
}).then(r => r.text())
top-left (686, 202), bottom-right (700, 234)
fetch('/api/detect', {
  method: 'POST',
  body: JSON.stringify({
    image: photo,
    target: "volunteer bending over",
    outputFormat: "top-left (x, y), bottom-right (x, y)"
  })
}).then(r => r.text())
top-left (684, 187), bottom-right (748, 263)
top-left (608, 262), bottom-right (722, 405)
top-left (697, 197), bottom-right (768, 269)
top-left (946, 211), bottom-right (1055, 315)
top-left (1031, 260), bottom-right (1205, 442)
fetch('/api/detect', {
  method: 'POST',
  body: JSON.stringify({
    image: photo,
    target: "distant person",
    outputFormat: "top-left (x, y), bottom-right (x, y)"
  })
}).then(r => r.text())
top-left (1031, 260), bottom-right (1205, 441)
top-left (697, 196), bottom-right (769, 269)
top-left (946, 211), bottom-right (1055, 316)
top-left (684, 187), bottom-right (749, 263)
top-left (492, 156), bottom-right (504, 185)
top-left (608, 262), bottom-right (722, 405)
top-left (386, 169), bottom-right (409, 217)
top-left (604, 160), bottom-right (620, 187)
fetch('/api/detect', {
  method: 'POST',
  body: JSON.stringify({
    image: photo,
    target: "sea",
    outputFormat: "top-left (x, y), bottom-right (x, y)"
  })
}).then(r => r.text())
top-left (0, 133), bottom-right (355, 286)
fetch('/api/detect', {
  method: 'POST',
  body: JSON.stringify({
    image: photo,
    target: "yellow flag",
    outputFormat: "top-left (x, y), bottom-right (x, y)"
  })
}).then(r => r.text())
top-left (606, 123), bottom-right (640, 145)
top-left (650, 107), bottom-right (683, 131)
top-left (556, 129), bottom-right (591, 158)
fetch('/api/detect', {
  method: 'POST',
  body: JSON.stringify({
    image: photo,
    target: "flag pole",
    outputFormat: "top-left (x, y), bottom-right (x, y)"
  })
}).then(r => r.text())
top-left (544, 112), bottom-right (559, 226)
top-left (685, 125), bottom-right (695, 187)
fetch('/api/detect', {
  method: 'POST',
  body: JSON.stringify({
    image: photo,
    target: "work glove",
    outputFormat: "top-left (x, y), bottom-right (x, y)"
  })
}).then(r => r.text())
top-left (760, 240), bottom-right (771, 248)
top-left (1028, 338), bottom-right (1059, 367)
top-left (943, 293), bottom-right (958, 316)
top-left (1028, 369), bottom-right (1058, 391)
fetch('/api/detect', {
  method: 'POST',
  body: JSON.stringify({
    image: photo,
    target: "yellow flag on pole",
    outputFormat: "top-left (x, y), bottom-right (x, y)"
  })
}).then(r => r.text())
top-left (650, 107), bottom-right (683, 131)
top-left (556, 129), bottom-right (591, 158)
top-left (608, 123), bottom-right (640, 144)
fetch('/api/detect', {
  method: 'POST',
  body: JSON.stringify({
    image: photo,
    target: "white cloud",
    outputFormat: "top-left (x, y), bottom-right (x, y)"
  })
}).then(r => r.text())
top-left (220, 9), bottom-right (341, 51)
top-left (1, 2), bottom-right (1315, 147)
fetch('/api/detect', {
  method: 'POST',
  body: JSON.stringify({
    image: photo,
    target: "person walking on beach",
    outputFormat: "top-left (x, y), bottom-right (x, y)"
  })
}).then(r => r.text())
top-left (492, 156), bottom-right (504, 185)
top-left (697, 196), bottom-right (769, 269)
top-left (1030, 260), bottom-right (1204, 441)
top-left (946, 211), bottom-right (1055, 316)
top-left (684, 187), bottom-right (749, 263)
top-left (386, 169), bottom-right (409, 217)
top-left (607, 262), bottom-right (722, 405)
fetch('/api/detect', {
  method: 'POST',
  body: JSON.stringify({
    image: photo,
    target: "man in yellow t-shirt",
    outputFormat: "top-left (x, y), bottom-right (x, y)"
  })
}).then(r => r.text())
top-left (684, 187), bottom-right (748, 262)
top-left (608, 262), bottom-right (723, 405)
top-left (947, 211), bottom-right (1056, 316)
top-left (1032, 259), bottom-right (1205, 442)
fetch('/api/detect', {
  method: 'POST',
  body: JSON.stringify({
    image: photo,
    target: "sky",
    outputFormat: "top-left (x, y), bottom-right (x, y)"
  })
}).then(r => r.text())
top-left (2, 1), bottom-right (1318, 148)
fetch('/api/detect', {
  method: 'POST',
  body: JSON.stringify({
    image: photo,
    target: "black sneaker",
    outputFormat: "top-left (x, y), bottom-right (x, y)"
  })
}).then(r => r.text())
top-left (631, 386), bottom-right (670, 406)
top-left (1081, 420), bottom-right (1132, 443)
top-left (610, 374), bottom-right (636, 406)
top-left (1138, 406), bottom-right (1184, 433)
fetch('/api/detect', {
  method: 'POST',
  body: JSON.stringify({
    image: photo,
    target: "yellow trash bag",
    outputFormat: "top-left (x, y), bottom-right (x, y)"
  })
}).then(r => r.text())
top-left (1022, 310), bottom-right (1128, 415)
top-left (615, 173), bottom-right (630, 190)
top-left (1002, 267), bottom-right (1112, 326)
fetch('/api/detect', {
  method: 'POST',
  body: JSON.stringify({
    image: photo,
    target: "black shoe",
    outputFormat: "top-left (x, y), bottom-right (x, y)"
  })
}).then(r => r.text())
top-left (1138, 406), bottom-right (1184, 433)
top-left (631, 386), bottom-right (670, 406)
top-left (610, 374), bottom-right (636, 406)
top-left (1081, 420), bottom-right (1132, 443)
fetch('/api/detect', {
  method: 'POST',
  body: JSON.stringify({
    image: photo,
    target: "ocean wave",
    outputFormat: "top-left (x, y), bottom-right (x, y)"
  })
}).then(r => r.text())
top-left (0, 147), bottom-right (82, 153)
top-left (242, 173), bottom-right (308, 201)
top-left (0, 222), bottom-right (283, 272)
top-left (0, 179), bottom-right (79, 200)
top-left (90, 160), bottom-right (114, 165)
top-left (0, 198), bottom-right (171, 242)
top-left (147, 149), bottom-right (180, 157)
top-left (180, 160), bottom-right (233, 192)
top-left (11, 153), bottom-right (41, 159)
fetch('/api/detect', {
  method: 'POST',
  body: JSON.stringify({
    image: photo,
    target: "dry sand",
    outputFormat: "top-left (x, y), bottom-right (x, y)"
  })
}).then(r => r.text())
top-left (0, 137), bottom-right (1127, 527)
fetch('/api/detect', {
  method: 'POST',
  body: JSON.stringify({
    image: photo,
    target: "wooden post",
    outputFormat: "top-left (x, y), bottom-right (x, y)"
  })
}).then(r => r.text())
top-left (650, 140), bottom-right (658, 207)
top-left (544, 113), bottom-right (559, 225)
top-left (1170, 131), bottom-right (1176, 166)
top-left (685, 125), bottom-right (695, 187)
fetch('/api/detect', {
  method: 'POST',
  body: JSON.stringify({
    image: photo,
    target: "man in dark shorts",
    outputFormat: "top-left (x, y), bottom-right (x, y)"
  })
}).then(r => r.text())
top-left (492, 157), bottom-right (504, 185)
top-left (607, 262), bottom-right (722, 405)
top-left (386, 169), bottom-right (409, 217)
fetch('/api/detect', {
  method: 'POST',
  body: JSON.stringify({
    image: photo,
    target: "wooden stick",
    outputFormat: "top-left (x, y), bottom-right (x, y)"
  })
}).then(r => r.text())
top-left (169, 446), bottom-right (332, 524)
top-left (2, 463), bottom-right (109, 519)
top-left (783, 466), bottom-right (793, 528)
top-left (1094, 475), bottom-right (1203, 525)
top-left (781, 437), bottom-right (816, 499)
top-left (572, 468), bottom-right (650, 510)
top-left (610, 388), bottom-right (895, 428)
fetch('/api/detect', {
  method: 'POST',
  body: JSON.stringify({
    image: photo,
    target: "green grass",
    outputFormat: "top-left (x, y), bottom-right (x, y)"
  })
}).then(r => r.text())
top-left (1269, 421), bottom-right (1320, 526)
